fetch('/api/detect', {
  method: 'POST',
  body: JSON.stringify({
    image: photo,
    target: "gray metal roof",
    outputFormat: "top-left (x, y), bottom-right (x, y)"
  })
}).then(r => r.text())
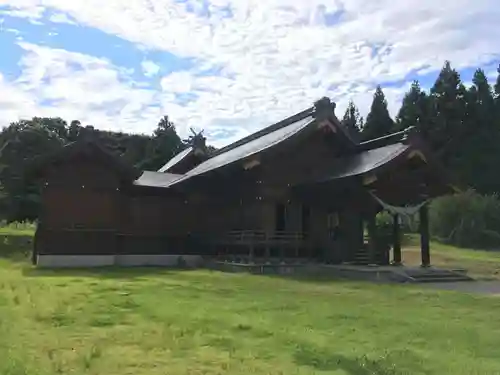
top-left (324, 142), bottom-right (410, 181)
top-left (157, 147), bottom-right (193, 173)
top-left (164, 115), bottom-right (316, 187)
top-left (134, 171), bottom-right (182, 187)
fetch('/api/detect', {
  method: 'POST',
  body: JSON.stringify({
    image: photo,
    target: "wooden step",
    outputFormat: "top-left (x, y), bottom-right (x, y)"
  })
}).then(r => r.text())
top-left (410, 276), bottom-right (473, 283)
top-left (408, 270), bottom-right (474, 283)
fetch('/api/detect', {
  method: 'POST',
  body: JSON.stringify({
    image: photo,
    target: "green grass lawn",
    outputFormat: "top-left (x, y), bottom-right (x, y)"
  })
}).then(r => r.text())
top-left (2, 230), bottom-right (500, 374)
top-left (401, 236), bottom-right (500, 280)
top-left (0, 222), bottom-right (36, 237)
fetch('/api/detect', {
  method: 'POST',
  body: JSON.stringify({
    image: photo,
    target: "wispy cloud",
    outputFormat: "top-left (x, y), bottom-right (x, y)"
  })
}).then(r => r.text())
top-left (0, 0), bottom-right (499, 145)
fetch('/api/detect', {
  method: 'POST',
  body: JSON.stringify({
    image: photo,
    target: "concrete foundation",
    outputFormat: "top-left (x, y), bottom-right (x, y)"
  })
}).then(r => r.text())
top-left (115, 254), bottom-right (203, 267)
top-left (37, 255), bottom-right (115, 268)
top-left (36, 254), bottom-right (204, 268)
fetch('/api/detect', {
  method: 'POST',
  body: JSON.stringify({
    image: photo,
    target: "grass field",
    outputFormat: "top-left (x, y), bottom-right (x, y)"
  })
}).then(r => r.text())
top-left (2, 229), bottom-right (500, 374)
top-left (400, 236), bottom-right (500, 280)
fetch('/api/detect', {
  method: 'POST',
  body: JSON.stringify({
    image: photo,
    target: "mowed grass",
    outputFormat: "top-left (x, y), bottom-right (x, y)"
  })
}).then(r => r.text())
top-left (1, 232), bottom-right (500, 374)
top-left (400, 236), bottom-right (500, 280)
top-left (0, 222), bottom-right (36, 237)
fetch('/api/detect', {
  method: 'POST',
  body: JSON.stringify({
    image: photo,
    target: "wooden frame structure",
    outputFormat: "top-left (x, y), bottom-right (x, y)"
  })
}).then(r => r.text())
top-left (29, 98), bottom-right (457, 268)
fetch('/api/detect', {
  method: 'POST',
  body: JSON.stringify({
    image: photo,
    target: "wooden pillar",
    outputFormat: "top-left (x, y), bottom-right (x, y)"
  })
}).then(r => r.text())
top-left (392, 214), bottom-right (402, 265)
top-left (419, 204), bottom-right (431, 267)
top-left (367, 214), bottom-right (377, 265)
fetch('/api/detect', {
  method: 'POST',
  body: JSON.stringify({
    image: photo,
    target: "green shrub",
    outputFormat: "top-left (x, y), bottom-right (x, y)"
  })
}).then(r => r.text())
top-left (430, 190), bottom-right (500, 248)
top-left (375, 211), bottom-right (413, 246)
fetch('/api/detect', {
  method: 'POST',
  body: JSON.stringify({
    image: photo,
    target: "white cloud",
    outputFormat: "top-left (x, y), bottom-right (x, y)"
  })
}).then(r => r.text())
top-left (0, 0), bottom-right (499, 145)
top-left (48, 12), bottom-right (77, 25)
top-left (0, 4), bottom-right (45, 20)
top-left (141, 60), bottom-right (160, 77)
top-left (0, 42), bottom-right (163, 134)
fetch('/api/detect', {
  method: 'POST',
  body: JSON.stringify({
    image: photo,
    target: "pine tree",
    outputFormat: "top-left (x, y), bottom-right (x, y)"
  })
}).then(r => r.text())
top-left (458, 68), bottom-right (500, 193)
top-left (427, 61), bottom-right (468, 166)
top-left (395, 81), bottom-right (430, 136)
top-left (494, 64), bottom-right (500, 103)
top-left (341, 100), bottom-right (363, 141)
top-left (494, 64), bottom-right (500, 125)
top-left (361, 86), bottom-right (394, 141)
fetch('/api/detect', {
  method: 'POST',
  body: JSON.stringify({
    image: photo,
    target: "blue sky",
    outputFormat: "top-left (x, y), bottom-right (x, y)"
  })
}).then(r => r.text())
top-left (0, 1), bottom-right (499, 145)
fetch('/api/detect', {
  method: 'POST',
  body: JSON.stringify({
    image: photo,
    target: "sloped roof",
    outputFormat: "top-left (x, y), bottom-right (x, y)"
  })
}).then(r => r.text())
top-left (158, 147), bottom-right (193, 173)
top-left (324, 143), bottom-right (410, 181)
top-left (28, 140), bottom-right (140, 181)
top-left (212, 107), bottom-right (315, 157)
top-left (162, 115), bottom-right (316, 187)
top-left (134, 171), bottom-right (182, 187)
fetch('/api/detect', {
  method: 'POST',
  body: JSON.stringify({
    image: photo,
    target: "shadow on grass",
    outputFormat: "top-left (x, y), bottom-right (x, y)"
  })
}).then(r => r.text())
top-left (262, 272), bottom-right (353, 285)
top-left (294, 342), bottom-right (425, 375)
top-left (0, 234), bottom-right (33, 264)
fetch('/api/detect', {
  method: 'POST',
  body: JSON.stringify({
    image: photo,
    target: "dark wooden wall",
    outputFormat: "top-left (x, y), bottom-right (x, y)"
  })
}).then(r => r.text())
top-left (36, 154), bottom-right (203, 256)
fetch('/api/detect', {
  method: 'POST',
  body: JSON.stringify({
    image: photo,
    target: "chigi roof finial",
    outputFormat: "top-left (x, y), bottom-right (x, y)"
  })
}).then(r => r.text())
top-left (189, 128), bottom-right (206, 149)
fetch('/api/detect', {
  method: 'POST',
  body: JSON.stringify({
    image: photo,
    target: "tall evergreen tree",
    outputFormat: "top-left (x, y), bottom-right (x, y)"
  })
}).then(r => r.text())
top-left (341, 100), bottom-right (363, 141)
top-left (494, 64), bottom-right (500, 123)
top-left (494, 64), bottom-right (500, 103)
top-left (361, 86), bottom-right (394, 141)
top-left (427, 61), bottom-right (468, 167)
top-left (468, 69), bottom-right (495, 128)
top-left (394, 81), bottom-right (430, 136)
top-left (457, 69), bottom-right (499, 193)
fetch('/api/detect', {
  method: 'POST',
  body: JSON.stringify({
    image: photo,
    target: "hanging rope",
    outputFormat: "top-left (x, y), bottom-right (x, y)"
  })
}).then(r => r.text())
top-left (369, 191), bottom-right (429, 221)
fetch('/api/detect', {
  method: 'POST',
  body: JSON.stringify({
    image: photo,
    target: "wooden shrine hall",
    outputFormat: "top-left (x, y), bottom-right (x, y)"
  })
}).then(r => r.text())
top-left (30, 98), bottom-right (457, 268)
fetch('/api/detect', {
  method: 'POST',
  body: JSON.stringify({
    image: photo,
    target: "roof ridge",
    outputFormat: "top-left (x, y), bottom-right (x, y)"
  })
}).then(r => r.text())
top-left (357, 127), bottom-right (416, 151)
top-left (211, 106), bottom-right (315, 157)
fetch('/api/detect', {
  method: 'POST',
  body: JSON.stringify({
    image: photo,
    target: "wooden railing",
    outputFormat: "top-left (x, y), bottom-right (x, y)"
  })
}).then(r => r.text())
top-left (214, 230), bottom-right (304, 246)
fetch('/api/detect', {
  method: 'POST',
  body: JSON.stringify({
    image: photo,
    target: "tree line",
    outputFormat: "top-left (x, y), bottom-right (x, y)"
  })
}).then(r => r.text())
top-left (343, 61), bottom-right (500, 195)
top-left (1, 60), bottom-right (500, 224)
top-left (0, 115), bottom-right (191, 222)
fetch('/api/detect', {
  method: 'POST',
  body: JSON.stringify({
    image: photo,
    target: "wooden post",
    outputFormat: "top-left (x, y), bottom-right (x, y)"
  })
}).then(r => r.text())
top-left (392, 214), bottom-right (402, 265)
top-left (249, 238), bottom-right (255, 263)
top-left (367, 214), bottom-right (377, 265)
top-left (419, 204), bottom-right (430, 267)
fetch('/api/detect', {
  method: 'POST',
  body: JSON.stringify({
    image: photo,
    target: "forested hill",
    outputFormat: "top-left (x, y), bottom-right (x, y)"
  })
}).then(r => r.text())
top-left (1, 60), bottom-right (500, 223)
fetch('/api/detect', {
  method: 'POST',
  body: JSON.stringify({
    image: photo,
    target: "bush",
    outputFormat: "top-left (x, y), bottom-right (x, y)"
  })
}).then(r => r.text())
top-left (375, 211), bottom-right (413, 246)
top-left (430, 190), bottom-right (500, 248)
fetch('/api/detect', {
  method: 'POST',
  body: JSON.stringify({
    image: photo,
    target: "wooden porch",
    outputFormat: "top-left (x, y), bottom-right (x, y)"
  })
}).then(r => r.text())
top-left (208, 230), bottom-right (317, 260)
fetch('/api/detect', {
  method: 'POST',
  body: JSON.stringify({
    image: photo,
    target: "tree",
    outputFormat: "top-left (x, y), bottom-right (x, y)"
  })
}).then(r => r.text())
top-left (494, 64), bottom-right (500, 104)
top-left (68, 120), bottom-right (82, 142)
top-left (0, 119), bottom-right (66, 222)
top-left (361, 86), bottom-right (394, 141)
top-left (341, 100), bottom-right (363, 141)
top-left (138, 116), bottom-right (184, 171)
top-left (456, 69), bottom-right (499, 193)
top-left (427, 61), bottom-right (468, 167)
top-left (394, 81), bottom-right (430, 136)
top-left (494, 64), bottom-right (500, 130)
